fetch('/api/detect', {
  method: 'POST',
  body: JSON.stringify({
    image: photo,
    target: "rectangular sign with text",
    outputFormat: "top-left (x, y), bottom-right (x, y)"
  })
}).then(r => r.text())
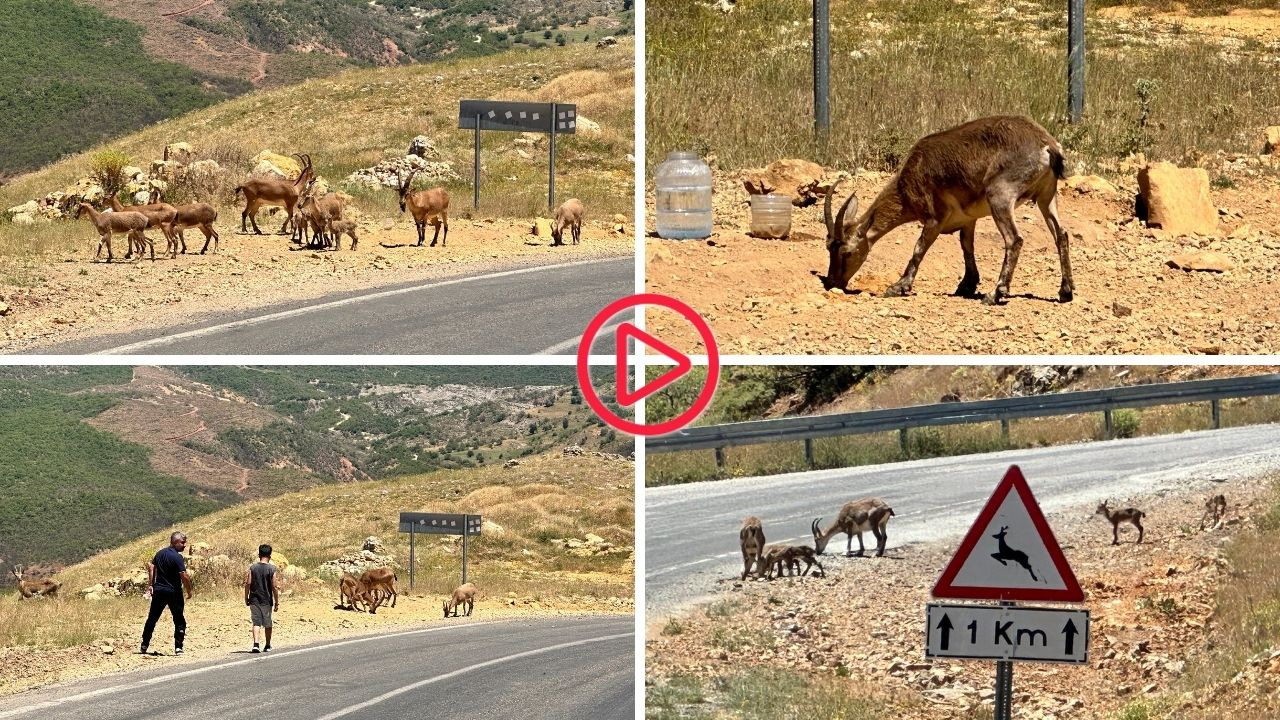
top-left (457, 100), bottom-right (577, 134)
top-left (925, 604), bottom-right (1089, 664)
top-left (398, 512), bottom-right (482, 536)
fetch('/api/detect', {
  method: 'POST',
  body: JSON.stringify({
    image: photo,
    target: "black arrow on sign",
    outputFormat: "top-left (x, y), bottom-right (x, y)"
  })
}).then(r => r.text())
top-left (1062, 618), bottom-right (1079, 655)
top-left (936, 613), bottom-right (954, 651)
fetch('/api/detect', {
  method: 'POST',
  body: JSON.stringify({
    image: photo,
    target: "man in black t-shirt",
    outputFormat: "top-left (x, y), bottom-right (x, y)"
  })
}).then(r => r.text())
top-left (141, 531), bottom-right (194, 656)
top-left (243, 543), bottom-right (280, 653)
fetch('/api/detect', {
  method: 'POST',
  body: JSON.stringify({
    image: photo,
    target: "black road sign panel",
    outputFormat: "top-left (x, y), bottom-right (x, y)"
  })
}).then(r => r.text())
top-left (458, 100), bottom-right (577, 134)
top-left (399, 512), bottom-right (483, 535)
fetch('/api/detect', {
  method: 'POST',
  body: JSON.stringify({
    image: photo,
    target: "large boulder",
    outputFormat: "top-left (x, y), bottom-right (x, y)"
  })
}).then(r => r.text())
top-left (164, 142), bottom-right (195, 161)
top-left (1136, 162), bottom-right (1218, 235)
top-left (595, 36), bottom-right (618, 48)
top-left (740, 159), bottom-right (836, 206)
top-left (343, 155), bottom-right (459, 190)
top-left (251, 151), bottom-right (302, 180)
top-left (576, 115), bottom-right (602, 137)
top-left (1263, 126), bottom-right (1280, 155)
top-left (407, 135), bottom-right (437, 158)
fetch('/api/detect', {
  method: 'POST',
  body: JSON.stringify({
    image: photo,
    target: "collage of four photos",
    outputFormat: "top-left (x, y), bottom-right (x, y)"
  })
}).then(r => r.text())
top-left (2, 1), bottom-right (1280, 718)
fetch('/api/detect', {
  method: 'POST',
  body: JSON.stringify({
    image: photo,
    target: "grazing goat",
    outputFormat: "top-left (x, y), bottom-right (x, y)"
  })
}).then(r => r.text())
top-left (338, 572), bottom-right (373, 612)
top-left (397, 171), bottom-right (450, 247)
top-left (763, 544), bottom-right (825, 580)
top-left (358, 567), bottom-right (398, 613)
top-left (108, 195), bottom-right (179, 258)
top-left (812, 498), bottom-right (895, 557)
top-left (551, 198), bottom-right (584, 246)
top-left (77, 203), bottom-right (151, 262)
top-left (328, 219), bottom-right (359, 250)
top-left (823, 115), bottom-right (1074, 305)
top-left (444, 583), bottom-right (476, 617)
top-left (235, 153), bottom-right (314, 235)
top-left (1201, 494), bottom-right (1227, 530)
top-left (11, 566), bottom-right (60, 599)
top-left (1096, 501), bottom-right (1145, 545)
top-left (739, 516), bottom-right (767, 580)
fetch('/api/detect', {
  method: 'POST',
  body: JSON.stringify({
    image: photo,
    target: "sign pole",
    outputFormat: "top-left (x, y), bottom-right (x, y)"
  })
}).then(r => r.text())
top-left (1067, 0), bottom-right (1085, 123)
top-left (474, 113), bottom-right (482, 209)
top-left (462, 514), bottom-right (469, 585)
top-left (409, 525), bottom-right (416, 592)
top-left (994, 600), bottom-right (1014, 720)
top-left (548, 103), bottom-right (557, 211)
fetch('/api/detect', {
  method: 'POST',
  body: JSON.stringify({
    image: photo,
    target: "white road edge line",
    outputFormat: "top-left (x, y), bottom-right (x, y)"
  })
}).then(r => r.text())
top-left (536, 320), bottom-right (625, 355)
top-left (0, 619), bottom-right (501, 719)
top-left (314, 631), bottom-right (634, 720)
top-left (91, 257), bottom-right (627, 355)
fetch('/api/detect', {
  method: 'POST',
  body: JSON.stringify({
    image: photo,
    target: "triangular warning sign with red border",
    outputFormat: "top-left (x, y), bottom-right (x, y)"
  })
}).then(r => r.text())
top-left (933, 465), bottom-right (1084, 602)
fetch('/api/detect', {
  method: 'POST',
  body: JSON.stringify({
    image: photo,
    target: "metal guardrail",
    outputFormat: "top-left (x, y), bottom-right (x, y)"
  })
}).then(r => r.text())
top-left (647, 374), bottom-right (1280, 466)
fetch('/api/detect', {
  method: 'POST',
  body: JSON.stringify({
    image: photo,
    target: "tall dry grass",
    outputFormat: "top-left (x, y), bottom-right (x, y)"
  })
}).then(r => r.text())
top-left (646, 0), bottom-right (1277, 173)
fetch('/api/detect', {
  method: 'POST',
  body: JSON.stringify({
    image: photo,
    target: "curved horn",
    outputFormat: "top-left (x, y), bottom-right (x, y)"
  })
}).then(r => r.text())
top-left (811, 517), bottom-right (828, 555)
top-left (833, 192), bottom-right (858, 248)
top-left (823, 179), bottom-right (842, 239)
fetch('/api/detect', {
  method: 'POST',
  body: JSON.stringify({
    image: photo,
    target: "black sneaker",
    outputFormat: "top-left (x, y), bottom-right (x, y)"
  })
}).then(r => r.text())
top-left (262, 645), bottom-right (271, 653)
top-left (174, 648), bottom-right (184, 656)
top-left (251, 644), bottom-right (260, 654)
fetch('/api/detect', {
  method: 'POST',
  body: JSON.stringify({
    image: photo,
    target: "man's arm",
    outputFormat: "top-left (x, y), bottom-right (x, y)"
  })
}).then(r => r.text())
top-left (181, 570), bottom-right (193, 599)
top-left (244, 570), bottom-right (253, 606)
top-left (271, 570), bottom-right (280, 610)
top-left (146, 562), bottom-right (155, 594)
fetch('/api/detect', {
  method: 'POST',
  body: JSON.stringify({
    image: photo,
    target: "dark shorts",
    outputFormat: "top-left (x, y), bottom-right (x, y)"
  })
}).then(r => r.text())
top-left (250, 603), bottom-right (273, 628)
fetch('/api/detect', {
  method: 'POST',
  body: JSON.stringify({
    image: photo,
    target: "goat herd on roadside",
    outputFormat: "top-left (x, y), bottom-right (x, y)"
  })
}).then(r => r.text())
top-left (736, 493), bottom-right (1230, 582)
top-left (75, 149), bottom-right (587, 262)
top-left (10, 563), bottom-right (480, 621)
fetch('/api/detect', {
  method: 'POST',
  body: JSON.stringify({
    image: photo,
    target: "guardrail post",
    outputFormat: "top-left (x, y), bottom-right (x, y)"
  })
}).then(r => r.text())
top-left (1000, 418), bottom-right (1010, 447)
top-left (899, 428), bottom-right (909, 458)
top-left (1103, 408), bottom-right (1114, 440)
top-left (715, 447), bottom-right (726, 470)
top-left (1211, 399), bottom-right (1221, 429)
top-left (804, 437), bottom-right (815, 469)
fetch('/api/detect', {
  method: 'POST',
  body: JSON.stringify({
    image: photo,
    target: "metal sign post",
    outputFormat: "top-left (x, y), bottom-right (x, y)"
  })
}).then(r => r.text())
top-left (399, 512), bottom-right (483, 591)
top-left (1068, 0), bottom-right (1085, 123)
top-left (458, 100), bottom-right (576, 211)
top-left (813, 0), bottom-right (830, 135)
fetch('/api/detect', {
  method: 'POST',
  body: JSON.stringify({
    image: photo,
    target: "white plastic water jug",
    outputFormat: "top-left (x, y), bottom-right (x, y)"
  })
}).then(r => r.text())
top-left (654, 151), bottom-right (713, 239)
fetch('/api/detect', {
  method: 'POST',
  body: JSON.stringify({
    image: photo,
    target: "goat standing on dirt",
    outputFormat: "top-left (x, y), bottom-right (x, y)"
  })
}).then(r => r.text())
top-left (763, 544), bottom-right (825, 580)
top-left (1096, 501), bottom-right (1145, 545)
top-left (823, 115), bottom-right (1074, 305)
top-left (339, 572), bottom-right (372, 612)
top-left (235, 153), bottom-right (314, 235)
top-left (397, 171), bottom-right (450, 247)
top-left (10, 565), bottom-right (60, 599)
top-left (77, 203), bottom-right (151, 262)
top-left (327, 219), bottom-right (359, 250)
top-left (109, 195), bottom-right (179, 258)
top-left (1201, 494), bottom-right (1227, 530)
top-left (551, 198), bottom-right (584, 246)
top-left (739, 516), bottom-right (767, 580)
top-left (444, 583), bottom-right (476, 617)
top-left (812, 498), bottom-right (895, 557)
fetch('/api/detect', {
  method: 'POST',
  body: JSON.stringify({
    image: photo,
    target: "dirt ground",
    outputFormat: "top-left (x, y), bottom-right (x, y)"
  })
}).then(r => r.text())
top-left (0, 217), bottom-right (631, 352)
top-left (0, 589), bottom-right (633, 699)
top-left (645, 169), bottom-right (1280, 355)
top-left (645, 473), bottom-right (1276, 719)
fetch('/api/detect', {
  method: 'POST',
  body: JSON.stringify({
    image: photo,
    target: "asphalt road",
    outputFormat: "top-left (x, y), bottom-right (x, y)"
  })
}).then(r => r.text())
top-left (645, 424), bottom-right (1280, 615)
top-left (0, 615), bottom-right (633, 720)
top-left (25, 257), bottom-right (633, 355)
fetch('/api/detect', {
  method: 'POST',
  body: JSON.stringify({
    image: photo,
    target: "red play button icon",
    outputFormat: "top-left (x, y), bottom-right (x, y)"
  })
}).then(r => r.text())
top-left (577, 293), bottom-right (719, 436)
top-left (615, 323), bottom-right (692, 406)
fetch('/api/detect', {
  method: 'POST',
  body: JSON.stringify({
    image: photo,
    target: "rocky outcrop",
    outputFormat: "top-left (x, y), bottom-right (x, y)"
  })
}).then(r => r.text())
top-left (740, 159), bottom-right (848, 206)
top-left (1137, 162), bottom-right (1218, 235)
top-left (343, 154), bottom-right (460, 190)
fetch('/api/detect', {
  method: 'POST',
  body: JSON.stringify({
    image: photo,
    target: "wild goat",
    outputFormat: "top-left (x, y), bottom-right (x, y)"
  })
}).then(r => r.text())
top-left (11, 566), bottom-right (60, 599)
top-left (397, 171), bottom-right (450, 247)
top-left (108, 195), bottom-right (179, 258)
top-left (763, 544), bottom-right (825, 580)
top-left (1201, 493), bottom-right (1227, 530)
top-left (235, 153), bottom-right (314, 235)
top-left (812, 498), bottom-right (895, 557)
top-left (551, 198), bottom-right (584, 246)
top-left (338, 572), bottom-right (373, 612)
top-left (170, 202), bottom-right (221, 254)
top-left (444, 583), bottom-right (476, 617)
top-left (358, 567), bottom-right (398, 613)
top-left (1096, 501), bottom-right (1145, 545)
top-left (823, 115), bottom-right (1074, 305)
top-left (739, 516), bottom-right (767, 580)
top-left (77, 203), bottom-right (151, 262)
top-left (328, 219), bottom-right (359, 250)
top-left (297, 179), bottom-right (348, 248)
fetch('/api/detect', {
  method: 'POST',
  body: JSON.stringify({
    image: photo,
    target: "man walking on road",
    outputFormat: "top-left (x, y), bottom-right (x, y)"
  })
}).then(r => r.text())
top-left (244, 543), bottom-right (280, 653)
top-left (141, 531), bottom-right (194, 656)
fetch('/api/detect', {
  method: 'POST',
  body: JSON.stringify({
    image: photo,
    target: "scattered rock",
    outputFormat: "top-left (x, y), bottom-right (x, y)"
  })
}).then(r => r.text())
top-left (1137, 162), bottom-right (1219, 235)
top-left (576, 115), bottom-right (602, 137)
top-left (361, 536), bottom-right (385, 553)
top-left (407, 135), bottom-right (437, 158)
top-left (596, 35), bottom-right (618, 48)
top-left (344, 155), bottom-right (459, 189)
top-left (1167, 251), bottom-right (1234, 273)
top-left (562, 445), bottom-right (585, 456)
top-left (503, 459), bottom-right (521, 468)
top-left (740, 159), bottom-right (831, 206)
top-left (1111, 301), bottom-right (1133, 318)
top-left (1065, 174), bottom-right (1118, 195)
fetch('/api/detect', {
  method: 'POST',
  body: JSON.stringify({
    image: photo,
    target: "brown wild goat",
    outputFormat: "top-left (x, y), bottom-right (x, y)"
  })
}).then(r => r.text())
top-left (812, 498), bottom-right (895, 557)
top-left (1201, 493), bottom-right (1227, 530)
top-left (338, 572), bottom-right (373, 612)
top-left (739, 516), bottom-right (767, 580)
top-left (108, 195), bottom-right (179, 258)
top-left (328, 219), bottom-right (359, 250)
top-left (77, 203), bottom-right (151, 262)
top-left (169, 202), bottom-right (221, 254)
top-left (823, 115), bottom-right (1074, 305)
top-left (297, 179), bottom-right (348, 248)
top-left (397, 171), bottom-right (450, 247)
top-left (551, 198), bottom-right (584, 246)
top-left (235, 153), bottom-right (314, 234)
top-left (1096, 501), bottom-right (1145, 545)
top-left (444, 583), bottom-right (476, 617)
top-left (11, 566), bottom-right (60, 599)
top-left (763, 544), bottom-right (825, 580)
top-left (358, 567), bottom-right (398, 613)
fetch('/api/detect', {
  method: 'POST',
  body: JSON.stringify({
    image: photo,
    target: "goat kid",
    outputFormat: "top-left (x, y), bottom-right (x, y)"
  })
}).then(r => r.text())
top-left (1096, 501), bottom-right (1145, 545)
top-left (444, 583), bottom-right (476, 617)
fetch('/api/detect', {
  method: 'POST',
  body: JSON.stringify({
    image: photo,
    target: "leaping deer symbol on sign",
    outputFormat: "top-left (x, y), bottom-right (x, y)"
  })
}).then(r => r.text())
top-left (990, 526), bottom-right (1038, 581)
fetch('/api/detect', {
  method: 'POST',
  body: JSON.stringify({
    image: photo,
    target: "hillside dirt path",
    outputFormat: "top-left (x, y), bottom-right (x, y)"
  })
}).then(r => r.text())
top-left (647, 472), bottom-right (1277, 720)
top-left (645, 172), bottom-right (1280, 355)
top-left (233, 39), bottom-right (269, 86)
top-left (160, 0), bottom-right (214, 18)
top-left (0, 220), bottom-right (632, 352)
